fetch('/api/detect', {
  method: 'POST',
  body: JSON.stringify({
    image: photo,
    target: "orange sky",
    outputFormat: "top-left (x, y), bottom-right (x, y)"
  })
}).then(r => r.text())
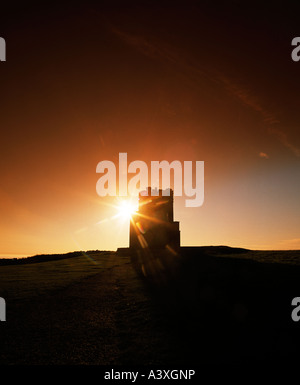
top-left (0, 1), bottom-right (300, 257)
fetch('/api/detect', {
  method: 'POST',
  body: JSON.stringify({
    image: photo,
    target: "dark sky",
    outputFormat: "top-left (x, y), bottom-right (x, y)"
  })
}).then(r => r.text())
top-left (1, 1), bottom-right (300, 256)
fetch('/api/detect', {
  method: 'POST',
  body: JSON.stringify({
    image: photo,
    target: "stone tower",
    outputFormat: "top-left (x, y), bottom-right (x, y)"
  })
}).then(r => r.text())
top-left (130, 187), bottom-right (180, 251)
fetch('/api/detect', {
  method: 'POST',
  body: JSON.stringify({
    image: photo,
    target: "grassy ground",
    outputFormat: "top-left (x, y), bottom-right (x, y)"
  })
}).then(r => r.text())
top-left (201, 247), bottom-right (300, 265)
top-left (1, 247), bottom-right (300, 365)
top-left (0, 252), bottom-right (116, 300)
top-left (0, 252), bottom-right (176, 365)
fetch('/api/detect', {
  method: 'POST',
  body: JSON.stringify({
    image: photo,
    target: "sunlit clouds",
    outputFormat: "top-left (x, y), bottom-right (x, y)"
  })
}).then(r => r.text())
top-left (259, 152), bottom-right (269, 159)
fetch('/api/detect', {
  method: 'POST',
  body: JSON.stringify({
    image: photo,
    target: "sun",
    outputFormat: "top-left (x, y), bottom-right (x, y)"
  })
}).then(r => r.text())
top-left (117, 200), bottom-right (137, 219)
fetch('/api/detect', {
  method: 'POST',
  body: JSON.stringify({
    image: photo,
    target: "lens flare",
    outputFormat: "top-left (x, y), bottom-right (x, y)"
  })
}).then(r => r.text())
top-left (117, 200), bottom-right (137, 219)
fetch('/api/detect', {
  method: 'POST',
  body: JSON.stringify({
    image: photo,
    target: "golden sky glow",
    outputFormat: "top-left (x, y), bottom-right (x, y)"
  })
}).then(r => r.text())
top-left (0, 2), bottom-right (300, 257)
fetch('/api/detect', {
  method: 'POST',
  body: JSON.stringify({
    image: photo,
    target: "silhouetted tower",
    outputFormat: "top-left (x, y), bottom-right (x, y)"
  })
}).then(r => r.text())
top-left (130, 187), bottom-right (180, 251)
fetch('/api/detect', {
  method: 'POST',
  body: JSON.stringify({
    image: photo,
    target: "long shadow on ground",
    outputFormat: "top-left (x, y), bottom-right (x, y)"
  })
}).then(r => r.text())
top-left (129, 246), bottom-right (300, 364)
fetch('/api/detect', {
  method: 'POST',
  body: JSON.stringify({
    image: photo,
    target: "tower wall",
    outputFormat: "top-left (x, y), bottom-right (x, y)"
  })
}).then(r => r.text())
top-left (130, 188), bottom-right (180, 251)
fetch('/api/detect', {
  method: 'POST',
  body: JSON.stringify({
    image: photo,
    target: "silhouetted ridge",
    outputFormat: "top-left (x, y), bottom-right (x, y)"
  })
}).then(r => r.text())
top-left (0, 250), bottom-right (111, 266)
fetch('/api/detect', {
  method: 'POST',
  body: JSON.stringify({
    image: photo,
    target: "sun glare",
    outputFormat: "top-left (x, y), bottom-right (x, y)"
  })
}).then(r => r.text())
top-left (117, 200), bottom-right (137, 219)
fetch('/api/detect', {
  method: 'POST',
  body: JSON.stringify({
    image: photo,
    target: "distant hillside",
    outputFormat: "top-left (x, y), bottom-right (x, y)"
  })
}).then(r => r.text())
top-left (0, 250), bottom-right (113, 266)
top-left (180, 245), bottom-right (250, 254)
